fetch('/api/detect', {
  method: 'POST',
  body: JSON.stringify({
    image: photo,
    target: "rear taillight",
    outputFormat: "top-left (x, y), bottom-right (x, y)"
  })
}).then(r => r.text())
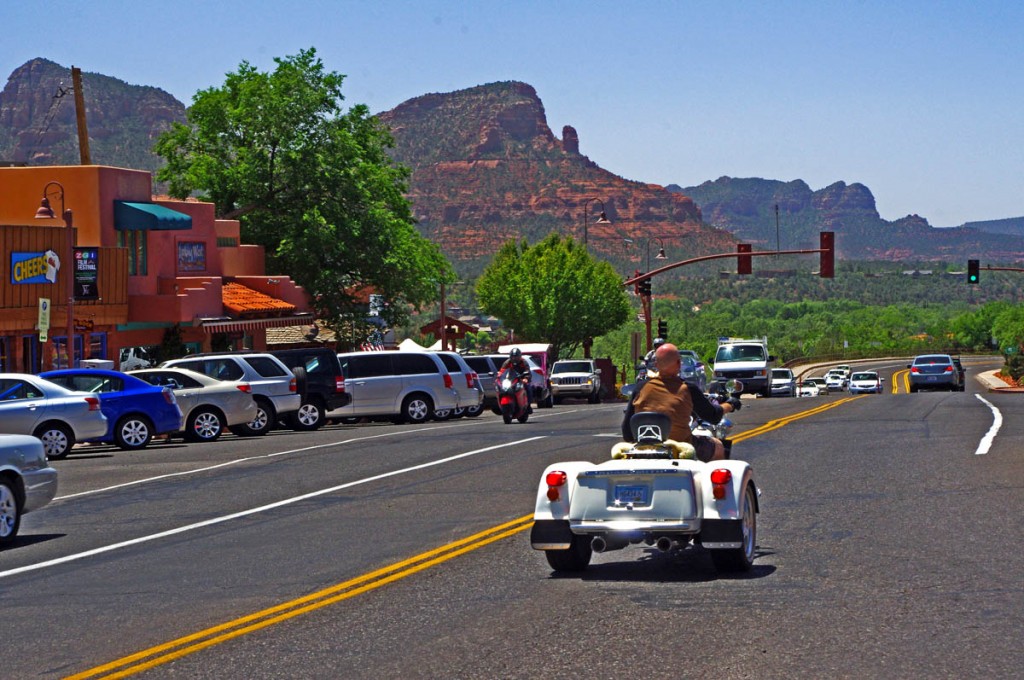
top-left (237, 383), bottom-right (252, 393)
top-left (910, 367), bottom-right (920, 373)
top-left (944, 366), bottom-right (953, 373)
top-left (289, 377), bottom-right (297, 392)
top-left (162, 387), bottom-right (176, 404)
top-left (710, 468), bottom-right (732, 500)
top-left (443, 373), bottom-right (453, 389)
top-left (335, 376), bottom-right (345, 393)
top-left (466, 371), bottom-right (477, 389)
top-left (84, 396), bottom-right (101, 411)
top-left (546, 470), bottom-right (567, 501)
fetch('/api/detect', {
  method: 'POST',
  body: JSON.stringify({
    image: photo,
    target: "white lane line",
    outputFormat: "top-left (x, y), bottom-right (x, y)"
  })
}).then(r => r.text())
top-left (974, 394), bottom-right (1002, 455)
top-left (1, 436), bottom-right (547, 580)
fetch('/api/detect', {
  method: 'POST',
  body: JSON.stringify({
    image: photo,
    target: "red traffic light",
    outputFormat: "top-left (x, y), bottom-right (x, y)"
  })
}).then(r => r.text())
top-left (737, 244), bottom-right (752, 275)
top-left (819, 231), bottom-right (835, 278)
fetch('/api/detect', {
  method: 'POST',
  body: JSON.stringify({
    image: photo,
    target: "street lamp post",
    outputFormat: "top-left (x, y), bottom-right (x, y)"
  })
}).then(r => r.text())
top-left (581, 197), bottom-right (611, 250)
top-left (34, 182), bottom-right (75, 369)
top-left (646, 237), bottom-right (668, 272)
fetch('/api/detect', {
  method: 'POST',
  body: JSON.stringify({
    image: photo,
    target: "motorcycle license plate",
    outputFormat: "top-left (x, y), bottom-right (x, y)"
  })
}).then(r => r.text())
top-left (614, 484), bottom-right (649, 505)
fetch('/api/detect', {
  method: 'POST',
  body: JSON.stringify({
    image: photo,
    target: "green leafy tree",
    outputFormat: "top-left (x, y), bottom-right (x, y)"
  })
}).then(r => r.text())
top-left (476, 234), bottom-right (630, 359)
top-left (154, 48), bottom-right (450, 329)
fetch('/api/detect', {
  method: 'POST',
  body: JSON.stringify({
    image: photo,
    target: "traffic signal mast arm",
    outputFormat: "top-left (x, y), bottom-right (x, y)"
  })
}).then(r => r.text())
top-left (622, 244), bottom-right (833, 287)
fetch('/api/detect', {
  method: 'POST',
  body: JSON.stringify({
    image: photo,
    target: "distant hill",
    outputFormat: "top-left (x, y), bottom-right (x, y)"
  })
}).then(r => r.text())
top-left (0, 58), bottom-right (184, 172)
top-left (2, 58), bottom-right (1021, 267)
top-left (669, 177), bottom-right (1024, 262)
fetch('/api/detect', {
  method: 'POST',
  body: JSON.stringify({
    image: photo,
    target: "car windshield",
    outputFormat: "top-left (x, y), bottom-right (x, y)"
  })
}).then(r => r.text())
top-left (716, 345), bottom-right (766, 363)
top-left (553, 362), bottom-right (592, 374)
top-left (852, 372), bottom-right (876, 380)
top-left (772, 370), bottom-right (791, 379)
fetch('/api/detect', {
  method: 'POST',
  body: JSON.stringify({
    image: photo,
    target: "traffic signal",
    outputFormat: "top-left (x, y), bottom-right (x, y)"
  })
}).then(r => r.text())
top-left (967, 259), bottom-right (980, 284)
top-left (820, 231), bottom-right (835, 278)
top-left (657, 318), bottom-right (668, 339)
top-left (639, 278), bottom-right (652, 297)
top-left (737, 244), bottom-right (752, 275)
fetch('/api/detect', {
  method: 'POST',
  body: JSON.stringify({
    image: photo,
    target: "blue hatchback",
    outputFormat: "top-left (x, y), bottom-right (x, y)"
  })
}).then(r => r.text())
top-left (39, 369), bottom-right (183, 450)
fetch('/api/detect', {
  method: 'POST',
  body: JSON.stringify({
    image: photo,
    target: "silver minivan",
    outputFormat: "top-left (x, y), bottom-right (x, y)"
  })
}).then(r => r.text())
top-left (330, 351), bottom-right (462, 424)
top-left (431, 351), bottom-right (484, 419)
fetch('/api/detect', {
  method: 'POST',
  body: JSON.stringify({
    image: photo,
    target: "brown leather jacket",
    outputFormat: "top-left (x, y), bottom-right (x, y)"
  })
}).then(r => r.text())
top-left (622, 374), bottom-right (724, 443)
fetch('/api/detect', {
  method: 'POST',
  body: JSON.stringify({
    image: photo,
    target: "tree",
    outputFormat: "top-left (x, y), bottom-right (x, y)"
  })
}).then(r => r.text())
top-left (476, 234), bottom-right (630, 358)
top-left (154, 48), bottom-right (450, 329)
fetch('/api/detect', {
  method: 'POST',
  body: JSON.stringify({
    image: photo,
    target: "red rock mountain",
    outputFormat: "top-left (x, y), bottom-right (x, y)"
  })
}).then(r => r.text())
top-left (378, 82), bottom-right (736, 274)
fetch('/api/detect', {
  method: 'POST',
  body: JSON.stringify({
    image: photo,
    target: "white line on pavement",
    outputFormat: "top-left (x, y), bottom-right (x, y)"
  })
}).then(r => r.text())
top-left (1, 436), bottom-right (548, 580)
top-left (973, 394), bottom-right (1002, 455)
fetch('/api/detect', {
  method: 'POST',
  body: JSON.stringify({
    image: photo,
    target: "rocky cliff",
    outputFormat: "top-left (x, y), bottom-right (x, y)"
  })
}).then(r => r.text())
top-left (0, 58), bottom-right (185, 171)
top-left (378, 81), bottom-right (734, 274)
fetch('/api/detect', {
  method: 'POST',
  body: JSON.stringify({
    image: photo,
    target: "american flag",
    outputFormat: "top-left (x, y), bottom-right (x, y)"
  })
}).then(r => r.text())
top-left (361, 330), bottom-right (385, 351)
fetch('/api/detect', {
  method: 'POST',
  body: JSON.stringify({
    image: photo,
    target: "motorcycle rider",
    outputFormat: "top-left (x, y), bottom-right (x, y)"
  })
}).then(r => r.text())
top-left (637, 337), bottom-right (667, 382)
top-left (498, 347), bottom-right (534, 413)
top-left (622, 342), bottom-right (740, 462)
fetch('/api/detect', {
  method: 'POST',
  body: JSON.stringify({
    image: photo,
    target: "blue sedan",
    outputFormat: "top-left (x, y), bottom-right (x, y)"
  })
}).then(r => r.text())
top-left (39, 369), bottom-right (183, 450)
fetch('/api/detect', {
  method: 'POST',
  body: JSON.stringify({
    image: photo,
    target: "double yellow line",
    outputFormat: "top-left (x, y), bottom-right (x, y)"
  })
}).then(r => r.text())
top-left (68, 515), bottom-right (534, 679)
top-left (891, 369), bottom-right (910, 394)
top-left (72, 396), bottom-right (861, 678)
top-left (730, 395), bottom-right (864, 442)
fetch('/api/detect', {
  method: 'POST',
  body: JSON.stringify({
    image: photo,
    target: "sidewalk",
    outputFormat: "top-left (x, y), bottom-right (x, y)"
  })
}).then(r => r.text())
top-left (976, 370), bottom-right (1024, 393)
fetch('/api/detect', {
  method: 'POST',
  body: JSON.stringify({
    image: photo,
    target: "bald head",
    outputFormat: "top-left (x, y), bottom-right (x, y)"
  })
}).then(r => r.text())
top-left (653, 342), bottom-right (680, 373)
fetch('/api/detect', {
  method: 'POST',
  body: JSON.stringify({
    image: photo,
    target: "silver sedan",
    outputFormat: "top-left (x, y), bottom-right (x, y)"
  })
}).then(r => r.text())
top-left (0, 373), bottom-right (109, 459)
top-left (0, 434), bottom-right (58, 546)
top-left (130, 368), bottom-right (257, 442)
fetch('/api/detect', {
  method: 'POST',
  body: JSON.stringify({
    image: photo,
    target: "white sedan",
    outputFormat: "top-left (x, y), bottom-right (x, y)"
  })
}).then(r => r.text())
top-left (849, 371), bottom-right (883, 394)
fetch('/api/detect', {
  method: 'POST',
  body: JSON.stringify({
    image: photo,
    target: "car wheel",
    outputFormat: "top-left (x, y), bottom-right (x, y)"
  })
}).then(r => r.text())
top-left (184, 408), bottom-right (225, 442)
top-left (710, 483), bottom-right (757, 572)
top-left (289, 398), bottom-right (325, 431)
top-left (402, 394), bottom-right (433, 424)
top-left (33, 422), bottom-right (75, 460)
top-left (230, 398), bottom-right (275, 436)
top-left (909, 385), bottom-right (918, 393)
top-left (464, 404), bottom-right (484, 418)
top-left (114, 414), bottom-right (154, 450)
top-left (588, 390), bottom-right (601, 404)
top-left (540, 391), bottom-right (554, 408)
top-left (0, 477), bottom-right (22, 546)
top-left (544, 533), bottom-right (592, 572)
top-left (433, 407), bottom-right (454, 421)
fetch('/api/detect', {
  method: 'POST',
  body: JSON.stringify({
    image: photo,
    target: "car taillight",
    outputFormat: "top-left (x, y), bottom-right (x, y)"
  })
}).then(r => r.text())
top-left (546, 470), bottom-right (567, 501)
top-left (162, 387), bottom-right (176, 404)
top-left (237, 383), bottom-right (252, 393)
top-left (944, 366), bottom-right (953, 373)
top-left (289, 377), bottom-right (297, 392)
top-left (910, 366), bottom-right (919, 373)
top-left (443, 373), bottom-right (453, 389)
top-left (84, 396), bottom-right (101, 411)
top-left (466, 371), bottom-right (477, 389)
top-left (335, 376), bottom-right (345, 393)
top-left (710, 468), bottom-right (732, 500)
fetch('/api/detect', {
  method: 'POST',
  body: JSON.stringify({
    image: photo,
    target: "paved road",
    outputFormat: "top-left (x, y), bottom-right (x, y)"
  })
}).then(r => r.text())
top-left (3, 361), bottom-right (1022, 679)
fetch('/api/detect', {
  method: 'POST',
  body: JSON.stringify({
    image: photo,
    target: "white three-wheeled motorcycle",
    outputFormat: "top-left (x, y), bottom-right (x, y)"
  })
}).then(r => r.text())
top-left (530, 405), bottom-right (759, 573)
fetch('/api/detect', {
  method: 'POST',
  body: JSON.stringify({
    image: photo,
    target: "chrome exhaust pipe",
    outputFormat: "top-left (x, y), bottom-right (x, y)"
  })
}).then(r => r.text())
top-left (591, 535), bottom-right (628, 553)
top-left (655, 536), bottom-right (674, 552)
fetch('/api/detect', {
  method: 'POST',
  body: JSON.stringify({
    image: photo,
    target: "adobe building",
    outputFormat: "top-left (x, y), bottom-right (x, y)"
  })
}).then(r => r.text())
top-left (0, 165), bottom-right (311, 372)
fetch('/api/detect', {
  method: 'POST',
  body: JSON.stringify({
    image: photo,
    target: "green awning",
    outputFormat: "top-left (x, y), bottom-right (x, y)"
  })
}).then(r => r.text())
top-left (114, 201), bottom-right (192, 231)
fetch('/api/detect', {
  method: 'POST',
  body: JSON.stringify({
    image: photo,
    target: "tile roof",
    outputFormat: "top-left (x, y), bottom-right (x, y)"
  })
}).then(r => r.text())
top-left (222, 282), bottom-right (296, 317)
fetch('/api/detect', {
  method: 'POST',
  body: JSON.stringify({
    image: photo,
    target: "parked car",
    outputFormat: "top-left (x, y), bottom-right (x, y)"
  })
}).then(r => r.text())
top-left (549, 359), bottom-right (602, 404)
top-left (488, 354), bottom-right (552, 408)
top-left (825, 370), bottom-right (848, 392)
top-left (130, 368), bottom-right (258, 442)
top-left (770, 368), bottom-right (797, 397)
top-left (431, 352), bottom-right (484, 419)
top-left (40, 369), bottom-right (183, 451)
top-left (330, 351), bottom-right (461, 424)
top-left (952, 357), bottom-right (966, 391)
top-left (848, 370), bottom-right (883, 394)
top-left (0, 434), bottom-right (59, 546)
top-left (908, 354), bottom-right (961, 392)
top-left (161, 353), bottom-right (301, 436)
top-left (0, 373), bottom-right (108, 459)
top-left (461, 354), bottom-right (501, 414)
top-left (269, 347), bottom-right (351, 430)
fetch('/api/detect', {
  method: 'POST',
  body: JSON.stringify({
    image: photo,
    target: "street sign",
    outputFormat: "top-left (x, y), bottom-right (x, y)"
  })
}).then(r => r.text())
top-left (38, 297), bottom-right (51, 342)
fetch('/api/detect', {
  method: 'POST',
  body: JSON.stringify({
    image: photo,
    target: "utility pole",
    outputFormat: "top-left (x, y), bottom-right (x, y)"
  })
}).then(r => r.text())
top-left (71, 66), bottom-right (91, 165)
top-left (775, 203), bottom-right (780, 253)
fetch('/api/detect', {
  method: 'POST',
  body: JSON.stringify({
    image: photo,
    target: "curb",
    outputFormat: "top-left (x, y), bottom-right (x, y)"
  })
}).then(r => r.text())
top-left (978, 370), bottom-right (1024, 393)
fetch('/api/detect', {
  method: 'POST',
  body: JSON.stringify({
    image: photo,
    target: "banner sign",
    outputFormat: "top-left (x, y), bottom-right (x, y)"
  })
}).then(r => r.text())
top-left (74, 247), bottom-right (99, 300)
top-left (177, 241), bottom-right (207, 272)
top-left (38, 298), bottom-right (51, 342)
top-left (11, 250), bottom-right (61, 284)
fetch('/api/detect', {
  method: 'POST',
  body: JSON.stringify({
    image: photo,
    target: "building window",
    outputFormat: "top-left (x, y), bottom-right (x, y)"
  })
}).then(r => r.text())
top-left (117, 230), bottom-right (148, 275)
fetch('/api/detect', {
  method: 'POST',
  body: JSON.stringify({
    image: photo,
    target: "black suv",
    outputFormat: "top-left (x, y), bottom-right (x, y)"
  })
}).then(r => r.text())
top-left (269, 347), bottom-right (351, 430)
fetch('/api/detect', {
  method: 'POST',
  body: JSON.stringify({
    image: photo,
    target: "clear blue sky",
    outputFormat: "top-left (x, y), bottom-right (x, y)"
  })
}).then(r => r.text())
top-left (3, 0), bottom-right (1022, 226)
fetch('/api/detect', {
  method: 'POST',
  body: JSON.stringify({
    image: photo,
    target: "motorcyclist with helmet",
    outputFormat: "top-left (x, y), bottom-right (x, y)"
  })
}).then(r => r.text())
top-left (622, 342), bottom-right (741, 462)
top-left (498, 347), bottom-right (534, 413)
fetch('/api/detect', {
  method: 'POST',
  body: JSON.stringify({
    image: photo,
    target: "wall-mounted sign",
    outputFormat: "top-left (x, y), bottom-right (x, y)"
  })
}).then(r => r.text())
top-left (177, 241), bottom-right (207, 272)
top-left (11, 250), bottom-right (60, 284)
top-left (38, 298), bottom-right (51, 343)
top-left (74, 247), bottom-right (99, 300)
